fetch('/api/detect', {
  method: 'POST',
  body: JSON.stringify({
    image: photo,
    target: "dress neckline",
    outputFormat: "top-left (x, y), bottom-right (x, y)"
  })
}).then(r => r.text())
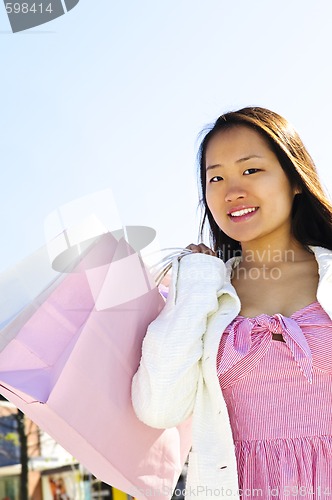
top-left (237, 300), bottom-right (321, 321)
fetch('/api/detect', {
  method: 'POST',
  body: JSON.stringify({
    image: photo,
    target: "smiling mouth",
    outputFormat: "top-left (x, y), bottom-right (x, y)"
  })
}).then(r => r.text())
top-left (228, 207), bottom-right (259, 221)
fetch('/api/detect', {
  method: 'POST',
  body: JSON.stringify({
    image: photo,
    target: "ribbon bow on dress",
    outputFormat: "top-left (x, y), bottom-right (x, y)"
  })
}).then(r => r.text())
top-left (217, 314), bottom-right (313, 383)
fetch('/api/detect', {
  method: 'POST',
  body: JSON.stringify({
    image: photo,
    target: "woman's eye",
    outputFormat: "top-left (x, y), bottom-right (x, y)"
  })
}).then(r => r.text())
top-left (209, 176), bottom-right (223, 183)
top-left (243, 168), bottom-right (260, 175)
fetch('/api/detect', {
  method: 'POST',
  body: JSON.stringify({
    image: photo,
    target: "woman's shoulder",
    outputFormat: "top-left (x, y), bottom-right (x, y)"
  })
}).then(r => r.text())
top-left (309, 245), bottom-right (332, 261)
top-left (164, 253), bottom-right (228, 304)
top-left (307, 246), bottom-right (332, 320)
top-left (309, 246), bottom-right (332, 275)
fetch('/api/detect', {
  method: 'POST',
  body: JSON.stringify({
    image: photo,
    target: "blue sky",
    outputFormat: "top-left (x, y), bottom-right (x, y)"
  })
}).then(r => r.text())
top-left (1, 0), bottom-right (332, 272)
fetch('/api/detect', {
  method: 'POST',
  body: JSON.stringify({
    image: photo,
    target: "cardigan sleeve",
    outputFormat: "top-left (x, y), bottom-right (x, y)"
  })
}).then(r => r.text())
top-left (131, 252), bottom-right (226, 429)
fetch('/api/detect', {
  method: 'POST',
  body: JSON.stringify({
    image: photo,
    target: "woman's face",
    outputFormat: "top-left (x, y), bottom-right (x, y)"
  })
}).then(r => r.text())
top-left (205, 125), bottom-right (298, 247)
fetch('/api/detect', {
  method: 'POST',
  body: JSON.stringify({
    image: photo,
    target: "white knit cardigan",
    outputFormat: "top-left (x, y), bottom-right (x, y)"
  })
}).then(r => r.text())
top-left (132, 246), bottom-right (332, 499)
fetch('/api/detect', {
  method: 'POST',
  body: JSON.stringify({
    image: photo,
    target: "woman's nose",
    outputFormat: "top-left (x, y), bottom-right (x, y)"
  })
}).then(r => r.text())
top-left (224, 185), bottom-right (247, 203)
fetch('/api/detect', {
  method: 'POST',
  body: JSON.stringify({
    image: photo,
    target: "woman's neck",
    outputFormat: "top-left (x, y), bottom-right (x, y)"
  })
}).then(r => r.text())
top-left (239, 236), bottom-right (313, 269)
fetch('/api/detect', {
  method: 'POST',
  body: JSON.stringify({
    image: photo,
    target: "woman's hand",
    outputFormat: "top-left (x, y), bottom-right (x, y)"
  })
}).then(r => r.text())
top-left (185, 243), bottom-right (216, 256)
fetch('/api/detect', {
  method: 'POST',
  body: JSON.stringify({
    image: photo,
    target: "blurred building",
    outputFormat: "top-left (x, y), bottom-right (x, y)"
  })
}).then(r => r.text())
top-left (0, 397), bottom-right (80, 499)
top-left (0, 397), bottom-right (186, 499)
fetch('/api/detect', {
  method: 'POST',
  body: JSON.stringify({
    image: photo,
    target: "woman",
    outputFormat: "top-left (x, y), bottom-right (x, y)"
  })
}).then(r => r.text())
top-left (132, 107), bottom-right (332, 499)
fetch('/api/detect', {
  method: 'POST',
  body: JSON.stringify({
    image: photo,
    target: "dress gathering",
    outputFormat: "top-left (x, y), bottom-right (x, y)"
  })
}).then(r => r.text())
top-left (217, 301), bottom-right (332, 497)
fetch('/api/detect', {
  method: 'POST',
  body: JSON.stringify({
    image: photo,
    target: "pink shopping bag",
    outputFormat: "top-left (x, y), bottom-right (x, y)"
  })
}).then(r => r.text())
top-left (0, 231), bottom-right (191, 500)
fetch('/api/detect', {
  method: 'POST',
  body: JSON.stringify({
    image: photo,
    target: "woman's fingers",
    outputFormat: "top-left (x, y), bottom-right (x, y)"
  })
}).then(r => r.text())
top-left (185, 243), bottom-right (216, 256)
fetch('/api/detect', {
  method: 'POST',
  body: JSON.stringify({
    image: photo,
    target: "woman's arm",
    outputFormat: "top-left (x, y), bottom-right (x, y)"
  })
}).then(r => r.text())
top-left (131, 252), bottom-right (226, 429)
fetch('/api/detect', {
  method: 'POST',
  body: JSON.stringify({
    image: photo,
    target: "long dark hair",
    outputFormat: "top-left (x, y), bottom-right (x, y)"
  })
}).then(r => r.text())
top-left (198, 106), bottom-right (332, 261)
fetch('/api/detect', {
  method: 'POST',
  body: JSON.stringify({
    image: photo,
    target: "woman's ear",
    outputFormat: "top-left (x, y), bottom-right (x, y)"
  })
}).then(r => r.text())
top-left (294, 185), bottom-right (302, 196)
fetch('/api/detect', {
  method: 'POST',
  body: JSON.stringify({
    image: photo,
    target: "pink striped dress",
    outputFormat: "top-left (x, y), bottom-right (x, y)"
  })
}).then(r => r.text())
top-left (216, 301), bottom-right (332, 499)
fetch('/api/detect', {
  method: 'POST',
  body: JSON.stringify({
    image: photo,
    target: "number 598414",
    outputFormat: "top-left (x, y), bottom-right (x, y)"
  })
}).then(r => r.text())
top-left (5, 3), bottom-right (53, 14)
